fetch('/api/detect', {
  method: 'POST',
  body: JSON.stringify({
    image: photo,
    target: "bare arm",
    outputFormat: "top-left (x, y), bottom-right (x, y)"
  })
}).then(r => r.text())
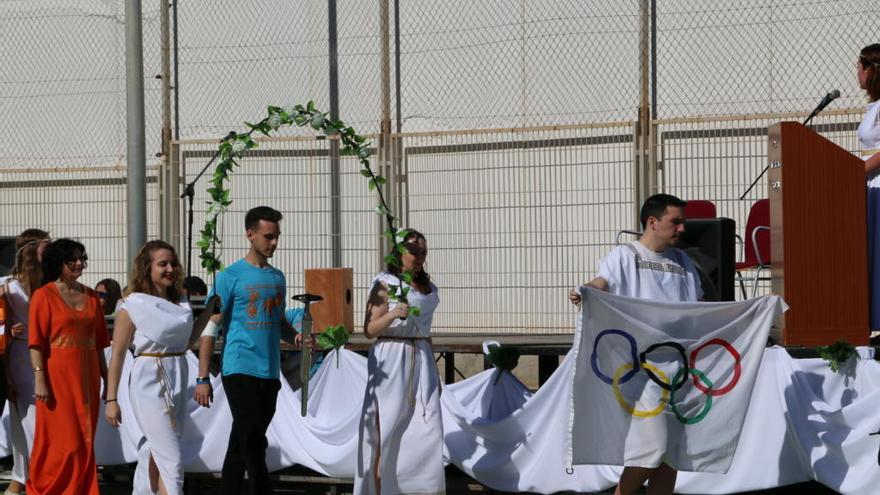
top-left (363, 283), bottom-right (408, 339)
top-left (104, 309), bottom-right (134, 426)
top-left (98, 346), bottom-right (108, 399)
top-left (188, 295), bottom-right (219, 347)
top-left (280, 316), bottom-right (298, 345)
top-left (193, 314), bottom-right (219, 407)
top-left (30, 347), bottom-right (51, 404)
top-left (867, 152), bottom-right (880, 175)
top-left (568, 277), bottom-right (609, 306)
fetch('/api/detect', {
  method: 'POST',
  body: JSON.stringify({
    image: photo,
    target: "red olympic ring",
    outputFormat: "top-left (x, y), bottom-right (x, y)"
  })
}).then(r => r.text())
top-left (688, 338), bottom-right (741, 396)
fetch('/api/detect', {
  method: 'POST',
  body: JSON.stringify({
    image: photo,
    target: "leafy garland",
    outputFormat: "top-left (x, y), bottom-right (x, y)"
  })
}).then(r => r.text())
top-left (198, 101), bottom-right (419, 316)
top-left (485, 342), bottom-right (521, 385)
top-left (816, 340), bottom-right (857, 373)
top-left (317, 324), bottom-right (349, 367)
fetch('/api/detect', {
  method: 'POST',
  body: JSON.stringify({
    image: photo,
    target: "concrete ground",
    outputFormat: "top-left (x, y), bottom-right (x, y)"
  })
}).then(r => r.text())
top-left (0, 463), bottom-right (840, 494)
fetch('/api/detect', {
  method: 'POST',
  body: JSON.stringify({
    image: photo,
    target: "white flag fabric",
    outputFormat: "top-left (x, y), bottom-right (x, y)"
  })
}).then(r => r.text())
top-left (568, 287), bottom-right (786, 474)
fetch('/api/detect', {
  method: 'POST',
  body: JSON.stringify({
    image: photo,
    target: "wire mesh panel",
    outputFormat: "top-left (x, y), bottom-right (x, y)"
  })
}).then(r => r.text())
top-left (399, 124), bottom-right (637, 334)
top-left (398, 1), bottom-right (642, 131)
top-left (175, 0), bottom-right (384, 139)
top-left (654, 0), bottom-right (879, 118)
top-left (0, 1), bottom-right (164, 169)
top-left (176, 136), bottom-right (381, 317)
top-left (0, 166), bottom-right (160, 287)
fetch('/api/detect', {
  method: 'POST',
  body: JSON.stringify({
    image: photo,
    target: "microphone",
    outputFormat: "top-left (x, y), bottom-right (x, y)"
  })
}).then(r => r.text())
top-left (803, 90), bottom-right (840, 126)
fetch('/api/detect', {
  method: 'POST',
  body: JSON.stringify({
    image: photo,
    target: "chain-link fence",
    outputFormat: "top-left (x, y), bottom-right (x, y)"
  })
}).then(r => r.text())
top-left (0, 165), bottom-right (161, 288)
top-left (654, 0), bottom-right (879, 118)
top-left (2, 0), bottom-right (877, 332)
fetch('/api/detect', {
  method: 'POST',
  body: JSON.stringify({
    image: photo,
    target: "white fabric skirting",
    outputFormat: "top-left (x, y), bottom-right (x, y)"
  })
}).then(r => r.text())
top-left (0, 346), bottom-right (878, 494)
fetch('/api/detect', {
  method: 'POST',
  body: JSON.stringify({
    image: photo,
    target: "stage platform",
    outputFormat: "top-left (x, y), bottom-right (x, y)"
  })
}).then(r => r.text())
top-left (280, 334), bottom-right (879, 386)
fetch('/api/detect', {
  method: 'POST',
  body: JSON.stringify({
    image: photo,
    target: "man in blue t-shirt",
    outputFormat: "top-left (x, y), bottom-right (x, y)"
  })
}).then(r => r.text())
top-left (194, 206), bottom-right (301, 495)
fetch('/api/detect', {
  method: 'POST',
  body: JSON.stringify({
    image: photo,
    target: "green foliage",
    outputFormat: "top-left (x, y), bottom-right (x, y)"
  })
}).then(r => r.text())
top-left (486, 344), bottom-right (520, 372)
top-left (200, 100), bottom-right (421, 314)
top-left (816, 340), bottom-right (857, 373)
top-left (316, 324), bottom-right (350, 351)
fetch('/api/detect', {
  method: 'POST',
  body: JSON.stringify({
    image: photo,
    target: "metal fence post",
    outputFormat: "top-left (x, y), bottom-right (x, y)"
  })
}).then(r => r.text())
top-left (125, 0), bottom-right (147, 265)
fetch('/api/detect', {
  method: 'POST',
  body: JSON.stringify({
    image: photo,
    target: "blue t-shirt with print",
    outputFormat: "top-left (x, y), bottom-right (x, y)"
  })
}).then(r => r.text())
top-left (213, 258), bottom-right (286, 379)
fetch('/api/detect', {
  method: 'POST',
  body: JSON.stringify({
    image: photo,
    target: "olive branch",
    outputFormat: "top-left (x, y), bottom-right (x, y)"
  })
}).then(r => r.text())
top-left (199, 101), bottom-right (419, 316)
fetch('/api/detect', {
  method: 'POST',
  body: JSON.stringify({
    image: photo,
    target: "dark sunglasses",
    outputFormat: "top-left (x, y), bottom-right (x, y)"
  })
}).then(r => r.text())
top-left (64, 256), bottom-right (88, 269)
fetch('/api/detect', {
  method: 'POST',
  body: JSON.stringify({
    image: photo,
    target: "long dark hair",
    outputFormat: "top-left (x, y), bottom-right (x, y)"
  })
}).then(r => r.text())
top-left (41, 238), bottom-right (87, 285)
top-left (861, 44), bottom-right (880, 102)
top-left (96, 278), bottom-right (122, 315)
top-left (386, 230), bottom-right (432, 294)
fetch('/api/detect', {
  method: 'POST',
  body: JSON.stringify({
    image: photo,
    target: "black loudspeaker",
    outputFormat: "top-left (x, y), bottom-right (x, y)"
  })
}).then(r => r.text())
top-left (0, 236), bottom-right (16, 276)
top-left (678, 218), bottom-right (736, 302)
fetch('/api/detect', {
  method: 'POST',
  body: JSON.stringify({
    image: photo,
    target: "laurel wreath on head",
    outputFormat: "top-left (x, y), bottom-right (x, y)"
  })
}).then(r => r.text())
top-left (199, 101), bottom-right (420, 317)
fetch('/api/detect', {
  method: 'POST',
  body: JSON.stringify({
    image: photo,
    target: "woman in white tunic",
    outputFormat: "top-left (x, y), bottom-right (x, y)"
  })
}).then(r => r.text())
top-left (104, 240), bottom-right (214, 495)
top-left (0, 229), bottom-right (50, 495)
top-left (355, 230), bottom-right (445, 495)
top-left (858, 43), bottom-right (880, 330)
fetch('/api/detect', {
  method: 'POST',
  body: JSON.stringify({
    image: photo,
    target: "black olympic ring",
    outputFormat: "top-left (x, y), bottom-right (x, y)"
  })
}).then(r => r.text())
top-left (639, 342), bottom-right (689, 392)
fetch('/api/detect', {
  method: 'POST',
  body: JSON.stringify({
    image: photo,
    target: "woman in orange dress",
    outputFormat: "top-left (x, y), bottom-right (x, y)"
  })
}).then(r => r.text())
top-left (27, 238), bottom-right (109, 495)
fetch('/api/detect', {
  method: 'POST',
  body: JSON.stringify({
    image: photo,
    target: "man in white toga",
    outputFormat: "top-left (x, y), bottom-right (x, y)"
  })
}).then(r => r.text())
top-left (570, 193), bottom-right (703, 495)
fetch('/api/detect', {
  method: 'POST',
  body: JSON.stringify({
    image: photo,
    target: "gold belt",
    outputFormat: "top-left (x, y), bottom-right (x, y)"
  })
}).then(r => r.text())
top-left (136, 351), bottom-right (186, 358)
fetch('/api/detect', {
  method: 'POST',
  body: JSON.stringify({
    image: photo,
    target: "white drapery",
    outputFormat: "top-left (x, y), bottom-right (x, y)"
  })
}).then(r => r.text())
top-left (0, 344), bottom-right (877, 494)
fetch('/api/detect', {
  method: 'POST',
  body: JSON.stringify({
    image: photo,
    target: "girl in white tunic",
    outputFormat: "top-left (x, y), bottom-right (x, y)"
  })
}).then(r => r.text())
top-left (355, 230), bottom-right (445, 495)
top-left (857, 44), bottom-right (880, 330)
top-left (0, 229), bottom-right (50, 495)
top-left (104, 240), bottom-right (213, 495)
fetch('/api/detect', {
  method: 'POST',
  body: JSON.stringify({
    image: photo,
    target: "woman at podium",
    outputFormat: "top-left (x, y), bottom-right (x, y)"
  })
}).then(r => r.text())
top-left (858, 43), bottom-right (880, 330)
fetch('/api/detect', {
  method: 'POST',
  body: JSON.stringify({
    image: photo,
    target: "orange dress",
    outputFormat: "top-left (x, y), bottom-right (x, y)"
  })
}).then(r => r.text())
top-left (26, 284), bottom-right (109, 495)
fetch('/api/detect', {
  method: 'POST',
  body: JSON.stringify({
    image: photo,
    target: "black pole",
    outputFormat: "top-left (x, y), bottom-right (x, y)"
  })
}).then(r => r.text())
top-left (182, 131), bottom-right (236, 280)
top-left (328, 0), bottom-right (341, 267)
top-left (739, 165), bottom-right (768, 200)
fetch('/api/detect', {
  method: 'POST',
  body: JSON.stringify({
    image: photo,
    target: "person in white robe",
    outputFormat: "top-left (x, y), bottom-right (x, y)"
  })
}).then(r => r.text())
top-left (570, 194), bottom-right (702, 495)
top-left (0, 229), bottom-right (50, 495)
top-left (104, 240), bottom-right (214, 495)
top-left (355, 230), bottom-right (445, 495)
top-left (857, 43), bottom-right (880, 331)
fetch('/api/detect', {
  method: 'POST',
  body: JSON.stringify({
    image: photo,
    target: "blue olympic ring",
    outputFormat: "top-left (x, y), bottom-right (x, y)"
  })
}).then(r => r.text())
top-left (590, 329), bottom-right (639, 385)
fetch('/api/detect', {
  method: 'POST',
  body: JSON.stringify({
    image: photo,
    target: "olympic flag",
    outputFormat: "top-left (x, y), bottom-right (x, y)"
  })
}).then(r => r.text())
top-left (567, 288), bottom-right (786, 474)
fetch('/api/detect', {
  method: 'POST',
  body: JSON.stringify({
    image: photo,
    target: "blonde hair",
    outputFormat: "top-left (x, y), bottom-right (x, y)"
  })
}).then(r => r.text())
top-left (125, 240), bottom-right (184, 303)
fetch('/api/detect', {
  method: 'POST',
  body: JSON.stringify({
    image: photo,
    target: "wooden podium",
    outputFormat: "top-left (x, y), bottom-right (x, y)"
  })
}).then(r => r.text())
top-left (768, 122), bottom-right (868, 345)
top-left (303, 268), bottom-right (354, 333)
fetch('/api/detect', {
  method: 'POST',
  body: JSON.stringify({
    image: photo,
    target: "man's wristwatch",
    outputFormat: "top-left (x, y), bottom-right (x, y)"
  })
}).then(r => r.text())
top-left (195, 376), bottom-right (210, 385)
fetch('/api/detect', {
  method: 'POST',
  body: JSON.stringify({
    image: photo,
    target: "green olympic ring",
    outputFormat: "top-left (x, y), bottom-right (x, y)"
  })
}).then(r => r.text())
top-left (669, 367), bottom-right (714, 425)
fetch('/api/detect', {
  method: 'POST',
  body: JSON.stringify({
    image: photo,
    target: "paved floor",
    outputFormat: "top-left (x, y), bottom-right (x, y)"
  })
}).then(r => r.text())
top-left (0, 463), bottom-right (840, 494)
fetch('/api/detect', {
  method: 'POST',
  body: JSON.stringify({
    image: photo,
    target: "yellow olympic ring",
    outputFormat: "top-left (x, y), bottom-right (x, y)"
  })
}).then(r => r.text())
top-left (611, 363), bottom-right (670, 418)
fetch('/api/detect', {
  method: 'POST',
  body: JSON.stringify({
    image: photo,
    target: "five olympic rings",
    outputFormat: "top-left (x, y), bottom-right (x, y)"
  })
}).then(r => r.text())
top-left (590, 329), bottom-right (741, 424)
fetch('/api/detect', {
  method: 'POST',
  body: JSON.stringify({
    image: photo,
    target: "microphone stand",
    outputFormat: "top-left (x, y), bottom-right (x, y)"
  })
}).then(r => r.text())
top-left (739, 112), bottom-right (825, 200)
top-left (181, 131), bottom-right (237, 282)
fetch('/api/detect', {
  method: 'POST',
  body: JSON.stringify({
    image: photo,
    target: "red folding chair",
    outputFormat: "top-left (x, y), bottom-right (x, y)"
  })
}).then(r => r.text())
top-left (684, 200), bottom-right (717, 219)
top-left (734, 199), bottom-right (771, 299)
